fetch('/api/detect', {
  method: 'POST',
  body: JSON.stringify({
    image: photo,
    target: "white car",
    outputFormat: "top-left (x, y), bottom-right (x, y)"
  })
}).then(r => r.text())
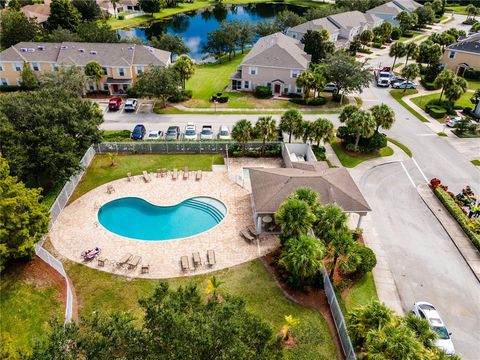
top-left (446, 116), bottom-right (463, 128)
top-left (411, 302), bottom-right (455, 355)
top-left (392, 81), bottom-right (417, 89)
top-left (323, 83), bottom-right (338, 92)
top-left (124, 98), bottom-right (138, 112)
top-left (218, 125), bottom-right (231, 140)
top-left (200, 125), bottom-right (214, 140)
top-left (147, 130), bottom-right (163, 140)
top-left (184, 122), bottom-right (197, 140)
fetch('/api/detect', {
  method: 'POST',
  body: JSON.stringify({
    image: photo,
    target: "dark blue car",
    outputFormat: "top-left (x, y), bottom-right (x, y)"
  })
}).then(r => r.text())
top-left (131, 124), bottom-right (146, 140)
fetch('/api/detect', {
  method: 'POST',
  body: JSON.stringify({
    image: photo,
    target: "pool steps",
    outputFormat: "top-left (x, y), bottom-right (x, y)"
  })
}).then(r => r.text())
top-left (183, 199), bottom-right (224, 223)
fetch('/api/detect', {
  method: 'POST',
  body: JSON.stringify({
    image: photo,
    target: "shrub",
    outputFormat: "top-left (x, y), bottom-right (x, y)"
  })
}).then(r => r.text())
top-left (338, 127), bottom-right (387, 152)
top-left (463, 107), bottom-right (472, 115)
top-left (118, 15), bottom-right (125, 20)
top-left (340, 243), bottom-right (376, 277)
top-left (402, 30), bottom-right (414, 38)
top-left (168, 89), bottom-right (192, 103)
top-left (428, 106), bottom-right (447, 118)
top-left (434, 187), bottom-right (480, 250)
top-left (0, 85), bottom-right (21, 92)
top-left (289, 96), bottom-right (326, 106)
top-left (391, 27), bottom-right (401, 40)
top-left (358, 48), bottom-right (373, 54)
top-left (332, 93), bottom-right (342, 102)
top-left (254, 86), bottom-right (273, 99)
top-left (464, 69), bottom-right (480, 80)
top-left (371, 42), bottom-right (384, 49)
top-left (217, 96), bottom-right (229, 103)
top-left (126, 86), bottom-right (139, 98)
top-left (462, 18), bottom-right (478, 25)
top-left (311, 145), bottom-right (326, 161)
top-left (420, 77), bottom-right (440, 90)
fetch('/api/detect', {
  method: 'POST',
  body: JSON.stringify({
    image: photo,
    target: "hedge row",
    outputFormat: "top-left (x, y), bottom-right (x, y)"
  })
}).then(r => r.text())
top-left (434, 187), bottom-right (480, 251)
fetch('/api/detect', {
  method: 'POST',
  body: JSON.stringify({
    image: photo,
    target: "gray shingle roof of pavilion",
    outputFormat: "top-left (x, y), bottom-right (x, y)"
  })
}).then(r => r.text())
top-left (288, 17), bottom-right (340, 36)
top-left (0, 42), bottom-right (170, 67)
top-left (446, 33), bottom-right (480, 54)
top-left (248, 167), bottom-right (371, 214)
top-left (241, 32), bottom-right (311, 69)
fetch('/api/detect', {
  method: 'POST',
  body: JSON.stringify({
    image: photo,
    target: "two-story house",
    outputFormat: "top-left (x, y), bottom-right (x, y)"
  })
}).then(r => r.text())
top-left (366, 0), bottom-right (422, 26)
top-left (441, 32), bottom-right (480, 77)
top-left (286, 17), bottom-right (340, 43)
top-left (326, 11), bottom-right (384, 42)
top-left (0, 42), bottom-right (171, 94)
top-left (230, 32), bottom-right (311, 96)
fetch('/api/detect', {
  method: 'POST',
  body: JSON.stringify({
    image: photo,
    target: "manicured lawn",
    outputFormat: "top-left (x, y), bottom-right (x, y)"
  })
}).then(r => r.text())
top-left (387, 137), bottom-right (413, 157)
top-left (343, 272), bottom-right (378, 313)
top-left (69, 154), bottom-right (224, 203)
top-left (390, 89), bottom-right (430, 123)
top-left (467, 79), bottom-right (480, 90)
top-left (0, 262), bottom-right (63, 354)
top-left (331, 141), bottom-right (394, 168)
top-left (65, 259), bottom-right (338, 359)
top-left (445, 5), bottom-right (468, 14)
top-left (410, 91), bottom-right (475, 112)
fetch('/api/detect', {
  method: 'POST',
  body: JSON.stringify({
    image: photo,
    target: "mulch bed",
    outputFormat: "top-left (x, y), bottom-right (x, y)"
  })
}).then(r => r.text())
top-left (262, 251), bottom-right (346, 360)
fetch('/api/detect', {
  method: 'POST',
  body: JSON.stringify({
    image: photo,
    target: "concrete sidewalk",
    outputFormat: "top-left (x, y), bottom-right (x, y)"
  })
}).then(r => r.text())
top-left (417, 184), bottom-right (480, 282)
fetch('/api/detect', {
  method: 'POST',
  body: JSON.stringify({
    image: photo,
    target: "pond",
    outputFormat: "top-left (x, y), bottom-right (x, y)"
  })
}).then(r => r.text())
top-left (118, 3), bottom-right (306, 61)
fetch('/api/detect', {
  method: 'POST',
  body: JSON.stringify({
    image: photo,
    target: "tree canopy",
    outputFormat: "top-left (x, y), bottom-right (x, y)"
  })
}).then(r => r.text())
top-left (48, 0), bottom-right (81, 31)
top-left (0, 88), bottom-right (103, 192)
top-left (232, 119), bottom-right (253, 155)
top-left (301, 29), bottom-right (335, 63)
top-left (72, 0), bottom-right (102, 21)
top-left (173, 56), bottom-right (195, 89)
top-left (280, 109), bottom-right (303, 143)
top-left (275, 197), bottom-right (316, 240)
top-left (76, 21), bottom-right (119, 43)
top-left (135, 66), bottom-right (181, 108)
top-left (0, 157), bottom-right (49, 272)
top-left (138, 0), bottom-right (162, 15)
top-left (0, 9), bottom-right (42, 49)
top-left (150, 33), bottom-right (189, 59)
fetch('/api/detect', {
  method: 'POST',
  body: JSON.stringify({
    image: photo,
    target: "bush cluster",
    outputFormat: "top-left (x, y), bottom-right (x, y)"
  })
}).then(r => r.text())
top-left (357, 48), bottom-right (373, 54)
top-left (254, 86), bottom-right (273, 99)
top-left (0, 85), bottom-right (21, 92)
top-left (337, 126), bottom-right (387, 152)
top-left (402, 30), bottom-right (415, 38)
top-left (371, 42), bottom-right (384, 49)
top-left (420, 77), bottom-right (440, 90)
top-left (228, 143), bottom-right (281, 158)
top-left (391, 27), bottom-right (401, 40)
top-left (118, 15), bottom-right (125, 20)
top-left (464, 69), bottom-right (480, 80)
top-left (289, 96), bottom-right (326, 106)
top-left (168, 89), bottom-right (193, 103)
top-left (425, 99), bottom-right (456, 117)
top-left (434, 187), bottom-right (480, 250)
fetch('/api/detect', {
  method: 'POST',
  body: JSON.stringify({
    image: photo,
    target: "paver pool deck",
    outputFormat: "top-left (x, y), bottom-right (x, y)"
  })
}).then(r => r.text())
top-left (50, 162), bottom-right (281, 279)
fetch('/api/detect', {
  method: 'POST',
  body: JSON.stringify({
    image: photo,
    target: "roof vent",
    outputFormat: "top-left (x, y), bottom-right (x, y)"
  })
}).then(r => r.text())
top-left (90, 50), bottom-right (97, 55)
top-left (27, 48), bottom-right (35, 52)
top-left (37, 45), bottom-right (45, 51)
top-left (79, 49), bottom-right (85, 53)
top-left (20, 48), bottom-right (28, 52)
top-left (60, 45), bottom-right (68, 50)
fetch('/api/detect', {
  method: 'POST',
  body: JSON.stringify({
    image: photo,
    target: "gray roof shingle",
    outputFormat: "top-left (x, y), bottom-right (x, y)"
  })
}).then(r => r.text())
top-left (366, 2), bottom-right (404, 16)
top-left (288, 17), bottom-right (340, 36)
top-left (327, 10), bottom-right (382, 29)
top-left (447, 33), bottom-right (480, 54)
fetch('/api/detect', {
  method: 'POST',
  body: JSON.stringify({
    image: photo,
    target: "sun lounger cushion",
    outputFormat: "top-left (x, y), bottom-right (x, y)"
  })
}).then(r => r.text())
top-left (207, 250), bottom-right (216, 266)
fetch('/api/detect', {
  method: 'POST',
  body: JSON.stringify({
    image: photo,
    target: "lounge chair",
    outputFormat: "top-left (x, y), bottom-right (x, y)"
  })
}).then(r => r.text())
top-left (195, 170), bottom-right (202, 181)
top-left (141, 264), bottom-right (150, 274)
top-left (127, 255), bottom-right (141, 270)
top-left (207, 250), bottom-right (216, 267)
top-left (156, 169), bottom-right (161, 178)
top-left (127, 172), bottom-right (134, 181)
top-left (192, 252), bottom-right (202, 268)
top-left (161, 168), bottom-right (167, 177)
top-left (142, 170), bottom-right (151, 183)
top-left (81, 247), bottom-right (100, 261)
top-left (107, 185), bottom-right (115, 194)
top-left (247, 225), bottom-right (260, 238)
top-left (183, 166), bottom-right (189, 180)
top-left (180, 256), bottom-right (190, 272)
top-left (240, 228), bottom-right (255, 243)
top-left (172, 168), bottom-right (178, 180)
top-left (117, 253), bottom-right (132, 268)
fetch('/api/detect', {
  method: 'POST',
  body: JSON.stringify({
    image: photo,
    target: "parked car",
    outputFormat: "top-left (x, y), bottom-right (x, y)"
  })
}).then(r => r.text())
top-left (200, 125), bottom-right (214, 140)
top-left (392, 81), bottom-right (417, 89)
top-left (108, 97), bottom-right (122, 111)
top-left (390, 76), bottom-right (406, 87)
top-left (375, 70), bottom-right (394, 87)
top-left (184, 122), bottom-right (197, 140)
top-left (124, 98), bottom-right (138, 112)
top-left (323, 83), bottom-right (338, 92)
top-left (147, 130), bottom-right (163, 140)
top-left (446, 116), bottom-right (463, 127)
top-left (131, 124), bottom-right (146, 140)
top-left (165, 126), bottom-right (181, 140)
top-left (218, 125), bottom-right (231, 140)
top-left (411, 302), bottom-right (455, 355)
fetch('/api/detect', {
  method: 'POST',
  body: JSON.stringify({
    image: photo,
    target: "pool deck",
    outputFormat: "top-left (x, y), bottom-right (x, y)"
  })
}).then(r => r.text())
top-left (49, 163), bottom-right (281, 279)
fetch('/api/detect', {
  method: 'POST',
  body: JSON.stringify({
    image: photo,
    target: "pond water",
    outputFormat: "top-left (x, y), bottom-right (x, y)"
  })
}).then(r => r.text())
top-left (118, 3), bottom-right (306, 61)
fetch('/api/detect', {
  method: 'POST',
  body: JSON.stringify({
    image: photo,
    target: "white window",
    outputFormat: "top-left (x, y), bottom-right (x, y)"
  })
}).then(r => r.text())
top-left (248, 67), bottom-right (257, 76)
top-left (136, 66), bottom-right (144, 75)
top-left (1, 78), bottom-right (8, 86)
top-left (448, 51), bottom-right (456, 59)
top-left (103, 83), bottom-right (109, 91)
top-left (244, 81), bottom-right (249, 89)
top-left (15, 63), bottom-right (22, 71)
top-left (283, 85), bottom-right (289, 94)
top-left (31, 62), bottom-right (40, 71)
top-left (118, 68), bottom-right (125, 76)
top-left (290, 70), bottom-right (300, 78)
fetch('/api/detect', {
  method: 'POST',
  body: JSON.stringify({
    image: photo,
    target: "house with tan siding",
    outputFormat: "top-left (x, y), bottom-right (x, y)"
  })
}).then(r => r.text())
top-left (441, 33), bottom-right (480, 76)
top-left (0, 42), bottom-right (171, 94)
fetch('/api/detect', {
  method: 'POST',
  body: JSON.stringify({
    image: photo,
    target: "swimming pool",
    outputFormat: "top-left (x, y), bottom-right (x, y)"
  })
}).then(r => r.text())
top-left (98, 196), bottom-right (226, 241)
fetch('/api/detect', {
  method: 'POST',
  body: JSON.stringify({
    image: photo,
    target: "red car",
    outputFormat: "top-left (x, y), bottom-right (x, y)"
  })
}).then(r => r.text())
top-left (108, 97), bottom-right (122, 111)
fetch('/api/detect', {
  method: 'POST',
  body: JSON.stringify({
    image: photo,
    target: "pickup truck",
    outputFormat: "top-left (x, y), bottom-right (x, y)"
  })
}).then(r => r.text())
top-left (374, 67), bottom-right (393, 87)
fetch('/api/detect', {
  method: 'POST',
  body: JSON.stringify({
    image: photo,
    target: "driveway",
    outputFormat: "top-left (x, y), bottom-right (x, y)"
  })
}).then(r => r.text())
top-left (352, 160), bottom-right (480, 360)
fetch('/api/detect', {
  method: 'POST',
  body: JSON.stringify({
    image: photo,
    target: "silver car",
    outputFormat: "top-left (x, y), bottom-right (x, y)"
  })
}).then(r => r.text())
top-left (218, 125), bottom-right (231, 140)
top-left (184, 123), bottom-right (197, 140)
top-left (200, 125), bottom-right (214, 140)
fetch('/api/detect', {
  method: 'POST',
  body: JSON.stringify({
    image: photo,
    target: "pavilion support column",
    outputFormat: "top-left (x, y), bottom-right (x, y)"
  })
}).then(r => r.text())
top-left (356, 213), bottom-right (366, 229)
top-left (256, 215), bottom-right (262, 234)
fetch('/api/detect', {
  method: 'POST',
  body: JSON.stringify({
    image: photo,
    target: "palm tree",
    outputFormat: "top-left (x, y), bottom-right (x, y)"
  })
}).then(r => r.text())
top-left (445, 76), bottom-right (468, 105)
top-left (107, 152), bottom-right (118, 167)
top-left (404, 42), bottom-right (419, 66)
top-left (313, 203), bottom-right (348, 244)
top-left (296, 69), bottom-right (315, 99)
top-left (293, 187), bottom-right (319, 210)
top-left (389, 41), bottom-right (406, 68)
top-left (206, 275), bottom-right (223, 300)
top-left (275, 197), bottom-right (316, 240)
top-left (173, 56), bottom-right (195, 89)
top-left (280, 315), bottom-right (300, 342)
top-left (254, 116), bottom-right (277, 155)
top-left (310, 117), bottom-right (335, 146)
top-left (279, 235), bottom-right (325, 282)
top-left (339, 104), bottom-right (359, 124)
top-left (300, 120), bottom-right (312, 143)
top-left (84, 61), bottom-right (104, 93)
top-left (359, 29), bottom-right (373, 49)
top-left (328, 229), bottom-right (354, 279)
top-left (466, 4), bottom-right (478, 21)
top-left (110, 0), bottom-right (120, 18)
top-left (280, 109), bottom-right (303, 143)
top-left (231, 119), bottom-right (253, 155)
top-left (403, 313), bottom-right (438, 349)
top-left (434, 69), bottom-right (455, 102)
top-left (400, 63), bottom-right (420, 93)
top-left (345, 109), bottom-right (376, 151)
top-left (370, 103), bottom-right (395, 132)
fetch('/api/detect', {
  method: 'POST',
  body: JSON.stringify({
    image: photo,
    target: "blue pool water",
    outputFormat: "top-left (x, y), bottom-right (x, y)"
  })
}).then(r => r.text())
top-left (98, 196), bottom-right (226, 241)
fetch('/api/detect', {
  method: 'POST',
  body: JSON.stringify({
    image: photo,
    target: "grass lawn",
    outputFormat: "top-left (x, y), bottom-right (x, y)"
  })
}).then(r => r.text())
top-left (467, 79), bottom-right (480, 90)
top-left (445, 5), bottom-right (468, 14)
top-left (107, 0), bottom-right (331, 29)
top-left (390, 89), bottom-right (430, 123)
top-left (331, 141), bottom-right (394, 168)
top-left (471, 160), bottom-right (480, 166)
top-left (69, 154), bottom-right (224, 203)
top-left (65, 259), bottom-right (338, 359)
top-left (387, 137), bottom-right (413, 157)
top-left (0, 262), bottom-right (63, 353)
top-left (410, 91), bottom-right (475, 113)
top-left (343, 273), bottom-right (378, 313)
top-left (437, 131), bottom-right (448, 137)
